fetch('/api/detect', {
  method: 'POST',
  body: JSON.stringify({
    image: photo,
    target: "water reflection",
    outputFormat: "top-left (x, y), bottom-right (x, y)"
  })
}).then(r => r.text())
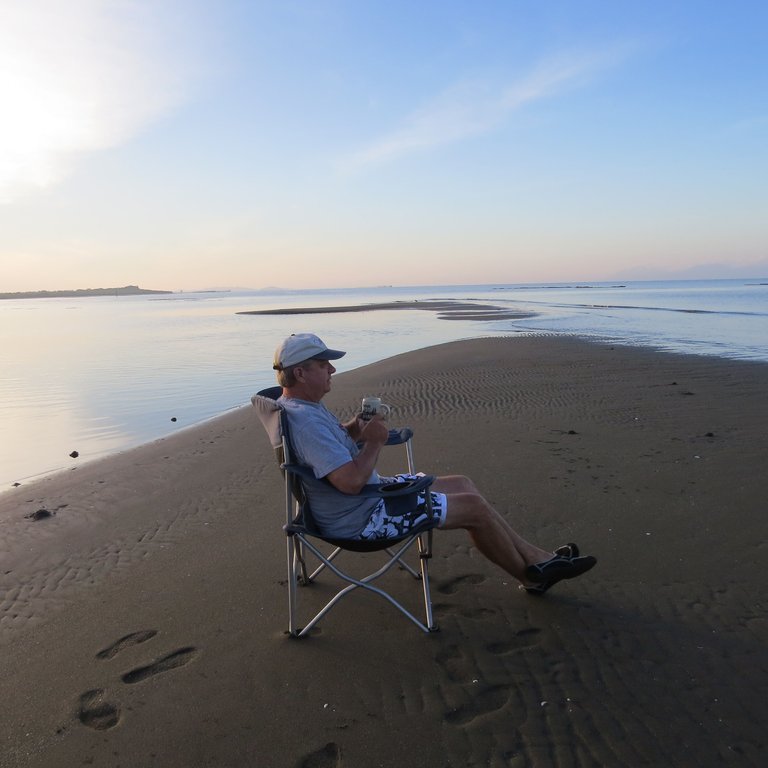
top-left (0, 294), bottom-right (485, 486)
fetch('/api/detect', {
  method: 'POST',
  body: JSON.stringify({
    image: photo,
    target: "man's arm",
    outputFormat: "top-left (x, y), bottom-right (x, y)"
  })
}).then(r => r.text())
top-left (326, 417), bottom-right (388, 494)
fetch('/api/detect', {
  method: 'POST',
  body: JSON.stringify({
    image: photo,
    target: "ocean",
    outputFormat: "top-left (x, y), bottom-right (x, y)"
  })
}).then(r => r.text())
top-left (1, 278), bottom-right (766, 488)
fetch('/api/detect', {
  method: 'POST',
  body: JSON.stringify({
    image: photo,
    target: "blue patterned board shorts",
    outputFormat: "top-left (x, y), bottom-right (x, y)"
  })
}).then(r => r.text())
top-left (358, 473), bottom-right (447, 541)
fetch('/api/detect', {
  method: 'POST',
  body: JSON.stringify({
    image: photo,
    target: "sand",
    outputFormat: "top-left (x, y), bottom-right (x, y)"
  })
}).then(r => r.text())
top-left (0, 336), bottom-right (766, 767)
top-left (236, 299), bottom-right (535, 322)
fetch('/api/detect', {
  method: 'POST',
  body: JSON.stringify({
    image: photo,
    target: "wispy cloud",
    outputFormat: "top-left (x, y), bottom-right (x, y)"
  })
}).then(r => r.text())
top-left (342, 47), bottom-right (625, 172)
top-left (0, 1), bottom-right (199, 203)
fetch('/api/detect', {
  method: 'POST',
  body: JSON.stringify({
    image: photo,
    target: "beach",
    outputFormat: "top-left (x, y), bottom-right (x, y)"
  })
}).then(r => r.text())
top-left (1, 336), bottom-right (766, 767)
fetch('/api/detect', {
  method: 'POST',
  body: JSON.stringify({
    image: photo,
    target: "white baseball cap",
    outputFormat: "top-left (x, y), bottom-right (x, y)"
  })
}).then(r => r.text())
top-left (273, 333), bottom-right (346, 370)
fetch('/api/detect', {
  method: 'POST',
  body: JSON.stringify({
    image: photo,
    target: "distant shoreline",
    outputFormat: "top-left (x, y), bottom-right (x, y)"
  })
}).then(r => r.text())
top-left (0, 285), bottom-right (172, 300)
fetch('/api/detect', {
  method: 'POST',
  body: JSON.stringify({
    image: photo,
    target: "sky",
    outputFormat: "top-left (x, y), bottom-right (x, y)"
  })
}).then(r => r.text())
top-left (1, 0), bottom-right (767, 292)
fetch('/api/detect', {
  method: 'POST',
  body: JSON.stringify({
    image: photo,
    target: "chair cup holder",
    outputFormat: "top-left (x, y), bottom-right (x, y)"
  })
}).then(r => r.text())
top-left (380, 480), bottom-right (419, 515)
top-left (380, 480), bottom-right (416, 493)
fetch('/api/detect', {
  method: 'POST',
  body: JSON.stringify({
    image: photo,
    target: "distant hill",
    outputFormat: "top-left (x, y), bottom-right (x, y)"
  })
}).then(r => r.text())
top-left (0, 285), bottom-right (173, 300)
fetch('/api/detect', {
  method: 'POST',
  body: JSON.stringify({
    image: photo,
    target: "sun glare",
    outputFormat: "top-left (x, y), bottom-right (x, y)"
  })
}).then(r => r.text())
top-left (0, 0), bottom-right (192, 203)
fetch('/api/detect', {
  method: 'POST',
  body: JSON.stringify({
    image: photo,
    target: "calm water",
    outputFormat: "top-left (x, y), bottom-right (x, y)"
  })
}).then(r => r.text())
top-left (1, 279), bottom-right (766, 487)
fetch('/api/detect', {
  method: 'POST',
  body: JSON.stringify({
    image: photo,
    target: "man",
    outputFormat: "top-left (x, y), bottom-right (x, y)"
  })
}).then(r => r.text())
top-left (273, 333), bottom-right (596, 595)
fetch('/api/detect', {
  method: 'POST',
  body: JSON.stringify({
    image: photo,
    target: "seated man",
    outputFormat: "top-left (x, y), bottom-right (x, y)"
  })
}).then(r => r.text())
top-left (273, 332), bottom-right (596, 595)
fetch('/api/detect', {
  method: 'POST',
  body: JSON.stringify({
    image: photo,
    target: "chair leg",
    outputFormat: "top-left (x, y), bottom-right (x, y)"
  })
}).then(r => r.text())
top-left (386, 547), bottom-right (421, 578)
top-left (418, 531), bottom-right (438, 631)
top-left (287, 535), bottom-right (300, 636)
top-left (294, 538), bottom-right (311, 585)
top-left (308, 546), bottom-right (343, 582)
top-left (293, 534), bottom-right (436, 637)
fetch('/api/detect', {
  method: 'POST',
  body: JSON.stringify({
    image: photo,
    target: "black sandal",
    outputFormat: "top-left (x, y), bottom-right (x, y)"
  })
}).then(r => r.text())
top-left (521, 547), bottom-right (595, 596)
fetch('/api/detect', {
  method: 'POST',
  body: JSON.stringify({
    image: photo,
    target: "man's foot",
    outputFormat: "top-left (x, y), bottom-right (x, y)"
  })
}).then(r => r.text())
top-left (525, 554), bottom-right (596, 583)
top-left (519, 543), bottom-right (579, 596)
top-left (520, 550), bottom-right (596, 596)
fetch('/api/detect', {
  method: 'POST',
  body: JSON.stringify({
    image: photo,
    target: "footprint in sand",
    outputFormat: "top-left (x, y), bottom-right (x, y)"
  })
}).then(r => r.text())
top-left (486, 627), bottom-right (542, 656)
top-left (437, 573), bottom-right (486, 595)
top-left (435, 644), bottom-right (472, 683)
top-left (444, 684), bottom-right (510, 726)
top-left (121, 646), bottom-right (198, 684)
top-left (76, 641), bottom-right (197, 730)
top-left (431, 601), bottom-right (495, 620)
top-left (296, 742), bottom-right (341, 768)
top-left (96, 629), bottom-right (158, 660)
top-left (77, 689), bottom-right (121, 731)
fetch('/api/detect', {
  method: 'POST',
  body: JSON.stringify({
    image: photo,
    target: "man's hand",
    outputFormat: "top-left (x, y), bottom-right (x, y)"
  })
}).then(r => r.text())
top-left (327, 414), bottom-right (388, 495)
top-left (357, 414), bottom-right (388, 445)
top-left (342, 415), bottom-right (362, 440)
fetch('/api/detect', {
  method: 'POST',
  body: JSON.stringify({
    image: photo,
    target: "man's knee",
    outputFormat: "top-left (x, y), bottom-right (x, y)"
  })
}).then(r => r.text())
top-left (436, 474), bottom-right (479, 494)
top-left (444, 491), bottom-right (493, 529)
top-left (457, 475), bottom-right (480, 494)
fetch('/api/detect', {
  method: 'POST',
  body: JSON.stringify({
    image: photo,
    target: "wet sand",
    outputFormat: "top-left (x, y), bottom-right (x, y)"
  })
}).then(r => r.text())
top-left (0, 336), bottom-right (766, 767)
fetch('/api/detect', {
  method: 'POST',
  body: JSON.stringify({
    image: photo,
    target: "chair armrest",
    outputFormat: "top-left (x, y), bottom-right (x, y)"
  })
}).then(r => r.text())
top-left (282, 463), bottom-right (434, 498)
top-left (358, 474), bottom-right (434, 497)
top-left (356, 427), bottom-right (413, 449)
top-left (385, 427), bottom-right (413, 445)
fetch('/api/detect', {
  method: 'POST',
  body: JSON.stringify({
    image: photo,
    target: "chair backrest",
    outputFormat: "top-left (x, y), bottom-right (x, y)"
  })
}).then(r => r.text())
top-left (251, 390), bottom-right (282, 449)
top-left (251, 388), bottom-right (309, 512)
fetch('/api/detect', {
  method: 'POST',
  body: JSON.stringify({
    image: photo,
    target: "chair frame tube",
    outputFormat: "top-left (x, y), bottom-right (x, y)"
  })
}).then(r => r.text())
top-left (289, 532), bottom-right (435, 636)
top-left (282, 433), bottom-right (438, 638)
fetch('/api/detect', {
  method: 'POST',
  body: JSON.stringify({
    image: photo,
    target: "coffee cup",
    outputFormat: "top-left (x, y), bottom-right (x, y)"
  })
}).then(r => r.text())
top-left (360, 396), bottom-right (392, 420)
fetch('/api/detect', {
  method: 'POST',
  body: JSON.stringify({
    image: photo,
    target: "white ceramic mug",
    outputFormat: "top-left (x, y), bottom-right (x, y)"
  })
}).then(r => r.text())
top-left (360, 396), bottom-right (392, 420)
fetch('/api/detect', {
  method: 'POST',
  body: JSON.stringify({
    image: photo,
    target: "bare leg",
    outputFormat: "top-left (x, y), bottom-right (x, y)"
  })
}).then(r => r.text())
top-left (432, 475), bottom-right (553, 583)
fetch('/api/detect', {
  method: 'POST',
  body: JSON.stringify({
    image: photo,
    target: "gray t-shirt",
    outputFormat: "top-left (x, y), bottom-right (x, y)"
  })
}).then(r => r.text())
top-left (278, 396), bottom-right (380, 538)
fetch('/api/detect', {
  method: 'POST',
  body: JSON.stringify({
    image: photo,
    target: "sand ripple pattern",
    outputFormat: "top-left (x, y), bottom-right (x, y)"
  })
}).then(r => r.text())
top-left (0, 415), bottom-right (270, 644)
top-left (425, 577), bottom-right (767, 767)
top-left (384, 369), bottom-right (614, 422)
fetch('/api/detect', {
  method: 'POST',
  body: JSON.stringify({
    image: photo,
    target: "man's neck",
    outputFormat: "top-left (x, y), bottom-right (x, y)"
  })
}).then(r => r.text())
top-left (282, 387), bottom-right (323, 404)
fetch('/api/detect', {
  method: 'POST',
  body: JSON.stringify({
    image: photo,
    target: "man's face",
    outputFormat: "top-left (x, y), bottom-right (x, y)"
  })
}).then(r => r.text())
top-left (295, 358), bottom-right (336, 401)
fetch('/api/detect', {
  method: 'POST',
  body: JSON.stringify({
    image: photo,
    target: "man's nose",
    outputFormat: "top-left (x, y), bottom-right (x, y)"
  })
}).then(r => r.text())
top-left (329, 363), bottom-right (336, 374)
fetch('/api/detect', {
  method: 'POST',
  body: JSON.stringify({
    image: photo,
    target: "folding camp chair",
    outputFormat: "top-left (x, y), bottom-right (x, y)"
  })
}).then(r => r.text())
top-left (252, 386), bottom-right (439, 638)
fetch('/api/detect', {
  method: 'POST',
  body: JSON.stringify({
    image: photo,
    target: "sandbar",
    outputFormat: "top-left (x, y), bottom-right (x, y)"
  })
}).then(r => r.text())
top-left (237, 298), bottom-right (535, 321)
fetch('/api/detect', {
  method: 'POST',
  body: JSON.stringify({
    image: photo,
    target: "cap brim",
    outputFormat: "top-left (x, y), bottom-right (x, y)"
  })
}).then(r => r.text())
top-left (314, 349), bottom-right (346, 360)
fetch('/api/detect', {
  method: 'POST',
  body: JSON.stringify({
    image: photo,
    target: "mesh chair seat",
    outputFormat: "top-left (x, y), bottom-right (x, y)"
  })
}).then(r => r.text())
top-left (252, 387), bottom-right (440, 637)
